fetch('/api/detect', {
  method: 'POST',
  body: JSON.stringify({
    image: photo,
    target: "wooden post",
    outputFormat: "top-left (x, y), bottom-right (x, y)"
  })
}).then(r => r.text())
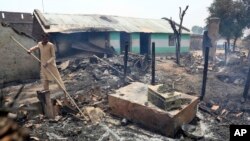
top-left (37, 90), bottom-right (54, 118)
top-left (200, 18), bottom-right (220, 100)
top-left (224, 42), bottom-right (227, 64)
top-left (124, 42), bottom-right (129, 80)
top-left (243, 66), bottom-right (250, 100)
top-left (151, 42), bottom-right (156, 85)
top-left (247, 46), bottom-right (250, 62)
top-left (200, 46), bottom-right (210, 101)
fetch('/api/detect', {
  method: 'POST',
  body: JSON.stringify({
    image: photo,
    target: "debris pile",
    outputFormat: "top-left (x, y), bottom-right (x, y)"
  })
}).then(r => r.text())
top-left (59, 54), bottom-right (151, 91)
top-left (179, 51), bottom-right (248, 78)
top-left (0, 85), bottom-right (30, 141)
top-left (215, 52), bottom-right (249, 86)
top-left (17, 54), bottom-right (152, 118)
top-left (179, 53), bottom-right (216, 74)
top-left (2, 48), bottom-right (250, 140)
top-left (0, 117), bottom-right (30, 141)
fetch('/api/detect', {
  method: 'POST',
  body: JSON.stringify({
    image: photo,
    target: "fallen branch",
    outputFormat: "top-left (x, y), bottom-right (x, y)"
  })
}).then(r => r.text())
top-left (9, 84), bottom-right (25, 108)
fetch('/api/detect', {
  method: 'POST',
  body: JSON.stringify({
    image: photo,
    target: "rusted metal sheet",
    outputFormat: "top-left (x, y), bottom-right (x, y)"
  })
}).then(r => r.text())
top-left (33, 9), bottom-right (190, 34)
top-left (108, 82), bottom-right (199, 137)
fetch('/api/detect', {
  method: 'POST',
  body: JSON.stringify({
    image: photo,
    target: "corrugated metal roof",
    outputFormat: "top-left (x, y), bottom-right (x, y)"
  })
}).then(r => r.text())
top-left (36, 12), bottom-right (190, 34)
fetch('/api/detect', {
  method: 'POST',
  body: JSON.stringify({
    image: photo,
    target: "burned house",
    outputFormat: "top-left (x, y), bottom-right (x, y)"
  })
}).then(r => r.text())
top-left (0, 11), bottom-right (33, 37)
top-left (32, 9), bottom-right (191, 57)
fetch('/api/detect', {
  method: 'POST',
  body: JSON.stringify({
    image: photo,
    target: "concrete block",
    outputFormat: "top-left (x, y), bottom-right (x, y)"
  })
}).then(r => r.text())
top-left (108, 82), bottom-right (199, 137)
top-left (148, 84), bottom-right (185, 111)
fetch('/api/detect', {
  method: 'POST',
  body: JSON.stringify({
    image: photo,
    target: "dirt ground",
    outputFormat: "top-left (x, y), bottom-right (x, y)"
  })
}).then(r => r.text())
top-left (1, 50), bottom-right (250, 140)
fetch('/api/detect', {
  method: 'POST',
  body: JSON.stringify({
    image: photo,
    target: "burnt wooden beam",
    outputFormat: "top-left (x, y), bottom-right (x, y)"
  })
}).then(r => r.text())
top-left (200, 46), bottom-right (209, 101)
top-left (224, 42), bottom-right (228, 64)
top-left (37, 90), bottom-right (54, 118)
top-left (124, 42), bottom-right (129, 80)
top-left (243, 66), bottom-right (250, 100)
top-left (151, 42), bottom-right (156, 85)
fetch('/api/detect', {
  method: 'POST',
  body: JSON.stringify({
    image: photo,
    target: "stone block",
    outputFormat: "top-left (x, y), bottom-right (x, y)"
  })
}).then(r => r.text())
top-left (108, 82), bottom-right (199, 137)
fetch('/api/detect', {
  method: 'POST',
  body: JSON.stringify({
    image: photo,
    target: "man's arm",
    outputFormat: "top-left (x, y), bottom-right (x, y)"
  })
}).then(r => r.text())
top-left (28, 45), bottom-right (39, 53)
top-left (47, 44), bottom-right (56, 64)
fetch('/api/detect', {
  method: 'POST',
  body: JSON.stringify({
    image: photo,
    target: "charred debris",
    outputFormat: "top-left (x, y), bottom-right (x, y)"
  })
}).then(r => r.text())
top-left (1, 9), bottom-right (250, 141)
top-left (2, 48), bottom-right (250, 140)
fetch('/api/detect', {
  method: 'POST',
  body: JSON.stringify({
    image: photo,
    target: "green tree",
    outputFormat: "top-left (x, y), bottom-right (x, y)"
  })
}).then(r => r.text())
top-left (191, 26), bottom-right (204, 35)
top-left (242, 0), bottom-right (250, 27)
top-left (208, 0), bottom-right (248, 51)
top-left (208, 0), bottom-right (234, 49)
top-left (231, 1), bottom-right (248, 51)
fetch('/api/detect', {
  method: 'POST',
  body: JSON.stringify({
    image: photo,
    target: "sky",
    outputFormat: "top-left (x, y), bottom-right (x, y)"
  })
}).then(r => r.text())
top-left (0, 0), bottom-right (213, 29)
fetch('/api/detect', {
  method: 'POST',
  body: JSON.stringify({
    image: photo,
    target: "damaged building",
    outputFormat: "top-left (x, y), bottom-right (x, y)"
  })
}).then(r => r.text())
top-left (0, 24), bottom-right (39, 85)
top-left (2, 0), bottom-right (250, 139)
top-left (0, 11), bottom-right (38, 85)
top-left (0, 11), bottom-right (33, 37)
top-left (32, 9), bottom-right (191, 57)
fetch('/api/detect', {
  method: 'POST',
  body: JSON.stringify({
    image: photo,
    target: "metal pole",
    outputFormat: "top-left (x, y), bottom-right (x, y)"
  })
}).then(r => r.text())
top-left (10, 36), bottom-right (87, 120)
top-left (200, 46), bottom-right (209, 100)
top-left (42, 0), bottom-right (45, 13)
top-left (124, 42), bottom-right (129, 80)
top-left (243, 66), bottom-right (250, 100)
top-left (151, 42), bottom-right (156, 85)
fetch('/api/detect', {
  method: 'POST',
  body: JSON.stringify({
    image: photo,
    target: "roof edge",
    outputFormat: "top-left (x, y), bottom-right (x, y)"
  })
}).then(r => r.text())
top-left (0, 11), bottom-right (32, 15)
top-left (33, 9), bottom-right (50, 29)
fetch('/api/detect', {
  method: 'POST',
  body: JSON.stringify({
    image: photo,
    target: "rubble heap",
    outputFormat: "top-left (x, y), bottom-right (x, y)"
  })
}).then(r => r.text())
top-left (59, 54), bottom-right (151, 92)
top-left (2, 49), bottom-right (250, 140)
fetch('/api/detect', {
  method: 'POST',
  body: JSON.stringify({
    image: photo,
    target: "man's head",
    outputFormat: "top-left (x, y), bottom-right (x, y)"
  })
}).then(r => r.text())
top-left (42, 34), bottom-right (49, 45)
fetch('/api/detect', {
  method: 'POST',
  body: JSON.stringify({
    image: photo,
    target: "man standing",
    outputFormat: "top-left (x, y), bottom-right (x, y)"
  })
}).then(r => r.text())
top-left (28, 34), bottom-right (66, 96)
